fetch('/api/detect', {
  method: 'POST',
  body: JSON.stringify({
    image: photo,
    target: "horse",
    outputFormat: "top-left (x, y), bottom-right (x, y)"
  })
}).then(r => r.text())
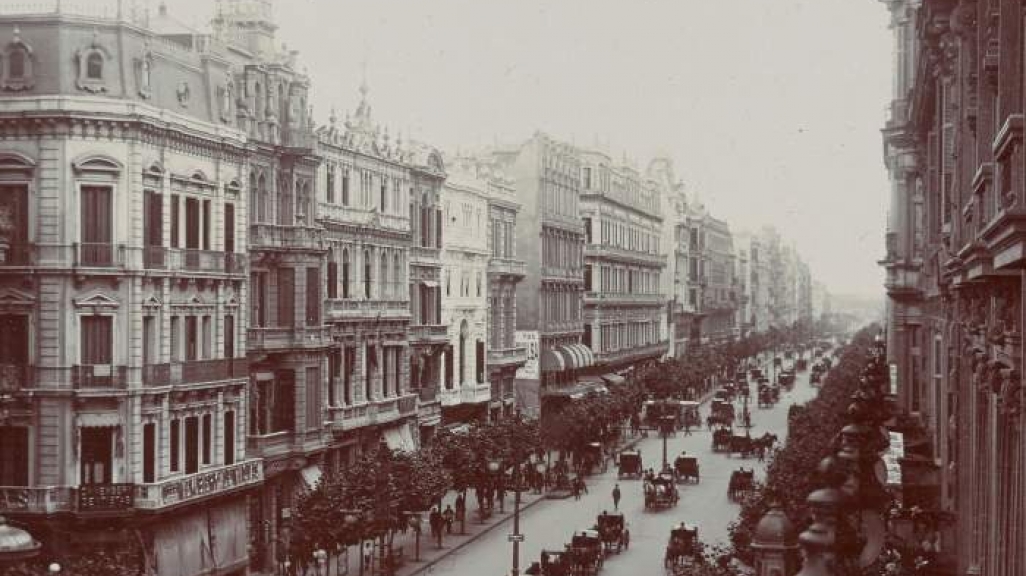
top-left (754, 432), bottom-right (778, 461)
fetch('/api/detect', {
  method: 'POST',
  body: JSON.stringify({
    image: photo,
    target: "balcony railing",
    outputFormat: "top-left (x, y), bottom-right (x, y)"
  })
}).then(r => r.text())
top-left (398, 393), bottom-right (417, 415)
top-left (418, 386), bottom-right (439, 403)
top-left (409, 324), bottom-right (448, 342)
top-left (584, 292), bottom-right (663, 305)
top-left (142, 358), bottom-right (249, 387)
top-left (248, 325), bottom-right (330, 350)
top-left (409, 245), bottom-right (440, 262)
top-left (487, 346), bottom-right (528, 367)
top-left (460, 383), bottom-right (491, 404)
top-left (0, 363), bottom-right (30, 393)
top-left (0, 486), bottom-right (74, 514)
top-left (488, 257), bottom-right (527, 278)
top-left (584, 244), bottom-right (666, 266)
top-left (134, 459), bottom-right (263, 510)
top-left (0, 242), bottom-right (33, 266)
top-left (249, 223), bottom-right (324, 251)
top-left (325, 299), bottom-right (410, 321)
top-left (317, 204), bottom-right (411, 232)
top-left (595, 341), bottom-right (670, 364)
top-left (78, 483), bottom-right (134, 512)
top-left (72, 365), bottom-right (128, 389)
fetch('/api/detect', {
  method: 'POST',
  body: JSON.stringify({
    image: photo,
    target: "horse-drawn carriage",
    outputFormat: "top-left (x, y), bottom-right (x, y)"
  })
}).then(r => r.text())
top-left (664, 523), bottom-right (700, 570)
top-left (727, 433), bottom-right (757, 458)
top-left (757, 384), bottom-right (778, 408)
top-left (642, 399), bottom-right (685, 432)
top-left (779, 369), bottom-right (796, 387)
top-left (728, 468), bottom-right (756, 501)
top-left (526, 549), bottom-right (569, 576)
top-left (644, 472), bottom-right (679, 509)
top-left (580, 442), bottom-right (606, 475)
top-left (711, 426), bottom-right (733, 452)
top-left (707, 399), bottom-right (735, 428)
top-left (796, 358), bottom-right (808, 371)
top-left (673, 454), bottom-right (700, 483)
top-left (750, 367), bottom-right (764, 380)
top-left (570, 530), bottom-right (604, 573)
top-left (714, 386), bottom-right (734, 403)
top-left (618, 449), bottom-right (643, 479)
top-left (681, 401), bottom-right (701, 429)
top-left (595, 512), bottom-right (629, 554)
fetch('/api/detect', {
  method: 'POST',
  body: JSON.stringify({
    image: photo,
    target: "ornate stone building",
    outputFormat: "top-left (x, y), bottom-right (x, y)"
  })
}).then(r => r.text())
top-left (0, 3), bottom-right (257, 575)
top-left (650, 158), bottom-right (697, 357)
top-left (579, 149), bottom-right (668, 370)
top-left (879, 0), bottom-right (1026, 574)
top-left (439, 158), bottom-right (493, 424)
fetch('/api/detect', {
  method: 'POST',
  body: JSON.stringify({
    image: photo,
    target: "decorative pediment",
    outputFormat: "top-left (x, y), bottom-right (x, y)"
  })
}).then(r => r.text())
top-left (224, 295), bottom-right (239, 308)
top-left (171, 294), bottom-right (215, 311)
top-left (0, 286), bottom-right (35, 311)
top-left (72, 153), bottom-right (123, 176)
top-left (2, 26), bottom-right (36, 92)
top-left (225, 179), bottom-right (242, 196)
top-left (75, 29), bottom-right (111, 93)
top-left (73, 291), bottom-right (120, 310)
top-left (0, 152), bottom-right (36, 179)
top-left (142, 295), bottom-right (162, 310)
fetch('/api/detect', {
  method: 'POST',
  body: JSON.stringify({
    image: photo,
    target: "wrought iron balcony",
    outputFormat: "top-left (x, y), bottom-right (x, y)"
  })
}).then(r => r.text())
top-left (143, 248), bottom-right (247, 274)
top-left (594, 341), bottom-right (669, 365)
top-left (885, 266), bottom-right (923, 301)
top-left (583, 292), bottom-right (663, 306)
top-left (134, 459), bottom-right (263, 510)
top-left (78, 483), bottom-right (134, 513)
top-left (409, 245), bottom-right (441, 263)
top-left (316, 204), bottom-right (411, 233)
top-left (584, 244), bottom-right (667, 266)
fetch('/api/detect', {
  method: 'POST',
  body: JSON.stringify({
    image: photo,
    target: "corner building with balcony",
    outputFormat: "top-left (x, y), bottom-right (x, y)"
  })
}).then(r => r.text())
top-left (0, 4), bottom-right (260, 575)
top-left (579, 149), bottom-right (668, 372)
top-left (879, 0), bottom-right (1026, 574)
top-left (489, 133), bottom-right (589, 414)
top-left (649, 158), bottom-right (697, 357)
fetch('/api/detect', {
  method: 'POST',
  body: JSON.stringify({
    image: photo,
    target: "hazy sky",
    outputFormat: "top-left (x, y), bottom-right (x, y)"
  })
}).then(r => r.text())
top-left (171, 0), bottom-right (892, 297)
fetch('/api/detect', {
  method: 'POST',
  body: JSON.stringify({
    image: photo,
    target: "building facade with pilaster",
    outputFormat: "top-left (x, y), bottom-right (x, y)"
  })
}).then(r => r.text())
top-left (879, 0), bottom-right (1026, 574)
top-left (649, 157), bottom-right (695, 358)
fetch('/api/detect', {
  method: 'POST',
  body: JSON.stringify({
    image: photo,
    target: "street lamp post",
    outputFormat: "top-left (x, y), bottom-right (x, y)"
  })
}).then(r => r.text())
top-left (405, 512), bottom-right (422, 562)
top-left (659, 414), bottom-right (674, 471)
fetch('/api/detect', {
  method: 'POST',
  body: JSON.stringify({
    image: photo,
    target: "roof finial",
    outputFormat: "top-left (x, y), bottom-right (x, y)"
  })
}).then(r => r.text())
top-left (359, 59), bottom-right (369, 102)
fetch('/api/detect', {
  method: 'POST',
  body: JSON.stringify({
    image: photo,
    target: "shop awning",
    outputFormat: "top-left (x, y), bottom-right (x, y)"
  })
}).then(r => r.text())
top-left (602, 373), bottom-right (626, 385)
top-left (300, 464), bottom-right (323, 490)
top-left (384, 424), bottom-right (417, 452)
top-left (557, 344), bottom-right (595, 370)
top-left (540, 348), bottom-right (567, 372)
top-left (77, 413), bottom-right (121, 428)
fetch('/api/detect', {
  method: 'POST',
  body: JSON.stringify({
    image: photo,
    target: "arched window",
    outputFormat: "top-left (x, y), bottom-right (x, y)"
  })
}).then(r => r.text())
top-left (87, 52), bottom-right (103, 80)
top-left (364, 249), bottom-right (372, 299)
top-left (326, 248), bottom-right (338, 299)
top-left (379, 252), bottom-right (389, 299)
top-left (341, 249), bottom-right (351, 299)
top-left (459, 320), bottom-right (468, 385)
top-left (8, 48), bottom-right (25, 79)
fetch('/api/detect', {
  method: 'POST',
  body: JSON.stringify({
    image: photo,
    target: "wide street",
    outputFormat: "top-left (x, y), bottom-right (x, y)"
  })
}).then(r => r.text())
top-left (424, 357), bottom-right (826, 576)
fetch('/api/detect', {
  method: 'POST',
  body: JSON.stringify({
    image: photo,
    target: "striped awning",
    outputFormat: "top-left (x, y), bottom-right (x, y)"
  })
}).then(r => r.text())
top-left (602, 373), bottom-right (626, 385)
top-left (541, 348), bottom-right (566, 372)
top-left (557, 344), bottom-right (595, 370)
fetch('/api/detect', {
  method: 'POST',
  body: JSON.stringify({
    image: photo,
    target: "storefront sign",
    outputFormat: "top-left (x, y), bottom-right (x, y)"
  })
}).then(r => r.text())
top-left (515, 331), bottom-right (539, 380)
top-left (155, 460), bottom-right (263, 507)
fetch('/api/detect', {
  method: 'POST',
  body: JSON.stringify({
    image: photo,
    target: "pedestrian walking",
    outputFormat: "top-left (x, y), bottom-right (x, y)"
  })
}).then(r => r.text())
top-left (442, 505), bottom-right (455, 534)
top-left (362, 540), bottom-right (375, 572)
top-left (572, 477), bottom-right (581, 500)
top-left (683, 419), bottom-right (692, 436)
top-left (429, 506), bottom-right (443, 548)
top-left (612, 484), bottom-right (621, 510)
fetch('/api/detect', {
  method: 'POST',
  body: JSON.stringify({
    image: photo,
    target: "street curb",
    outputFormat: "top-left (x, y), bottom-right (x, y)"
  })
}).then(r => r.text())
top-left (403, 494), bottom-right (549, 576)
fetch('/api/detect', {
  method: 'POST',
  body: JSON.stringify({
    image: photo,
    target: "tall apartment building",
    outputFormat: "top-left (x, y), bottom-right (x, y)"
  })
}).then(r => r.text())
top-left (649, 158), bottom-right (694, 357)
top-left (696, 214), bottom-right (737, 344)
top-left (733, 235), bottom-right (752, 339)
top-left (491, 133), bottom-right (588, 413)
top-left (439, 159), bottom-right (493, 424)
top-left (879, 1), bottom-right (1026, 574)
top-left (481, 159), bottom-right (528, 420)
top-left (579, 149), bottom-right (668, 370)
top-left (0, 4), bottom-right (257, 575)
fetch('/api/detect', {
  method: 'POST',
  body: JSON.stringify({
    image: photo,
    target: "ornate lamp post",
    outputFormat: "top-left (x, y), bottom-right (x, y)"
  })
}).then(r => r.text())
top-left (659, 414), bottom-right (675, 471)
top-left (404, 512), bottom-right (423, 562)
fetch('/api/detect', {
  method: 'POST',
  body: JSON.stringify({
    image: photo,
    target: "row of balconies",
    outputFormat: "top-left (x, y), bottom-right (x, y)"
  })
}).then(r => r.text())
top-left (316, 205), bottom-right (411, 233)
top-left (583, 292), bottom-right (663, 306)
top-left (325, 298), bottom-right (411, 321)
top-left (487, 345), bottom-right (528, 368)
top-left (0, 459), bottom-right (263, 515)
top-left (0, 243), bottom-right (244, 275)
top-left (324, 393), bottom-right (420, 432)
top-left (584, 244), bottom-right (666, 266)
top-left (594, 341), bottom-right (670, 364)
top-left (249, 223), bottom-right (325, 252)
top-left (439, 382), bottom-right (492, 406)
top-left (248, 325), bottom-right (332, 351)
top-left (408, 324), bottom-right (449, 343)
top-left (2, 360), bottom-right (247, 390)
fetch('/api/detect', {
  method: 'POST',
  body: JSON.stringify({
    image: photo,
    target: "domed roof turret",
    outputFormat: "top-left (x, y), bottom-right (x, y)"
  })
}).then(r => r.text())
top-left (751, 505), bottom-right (797, 549)
top-left (0, 516), bottom-right (41, 563)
